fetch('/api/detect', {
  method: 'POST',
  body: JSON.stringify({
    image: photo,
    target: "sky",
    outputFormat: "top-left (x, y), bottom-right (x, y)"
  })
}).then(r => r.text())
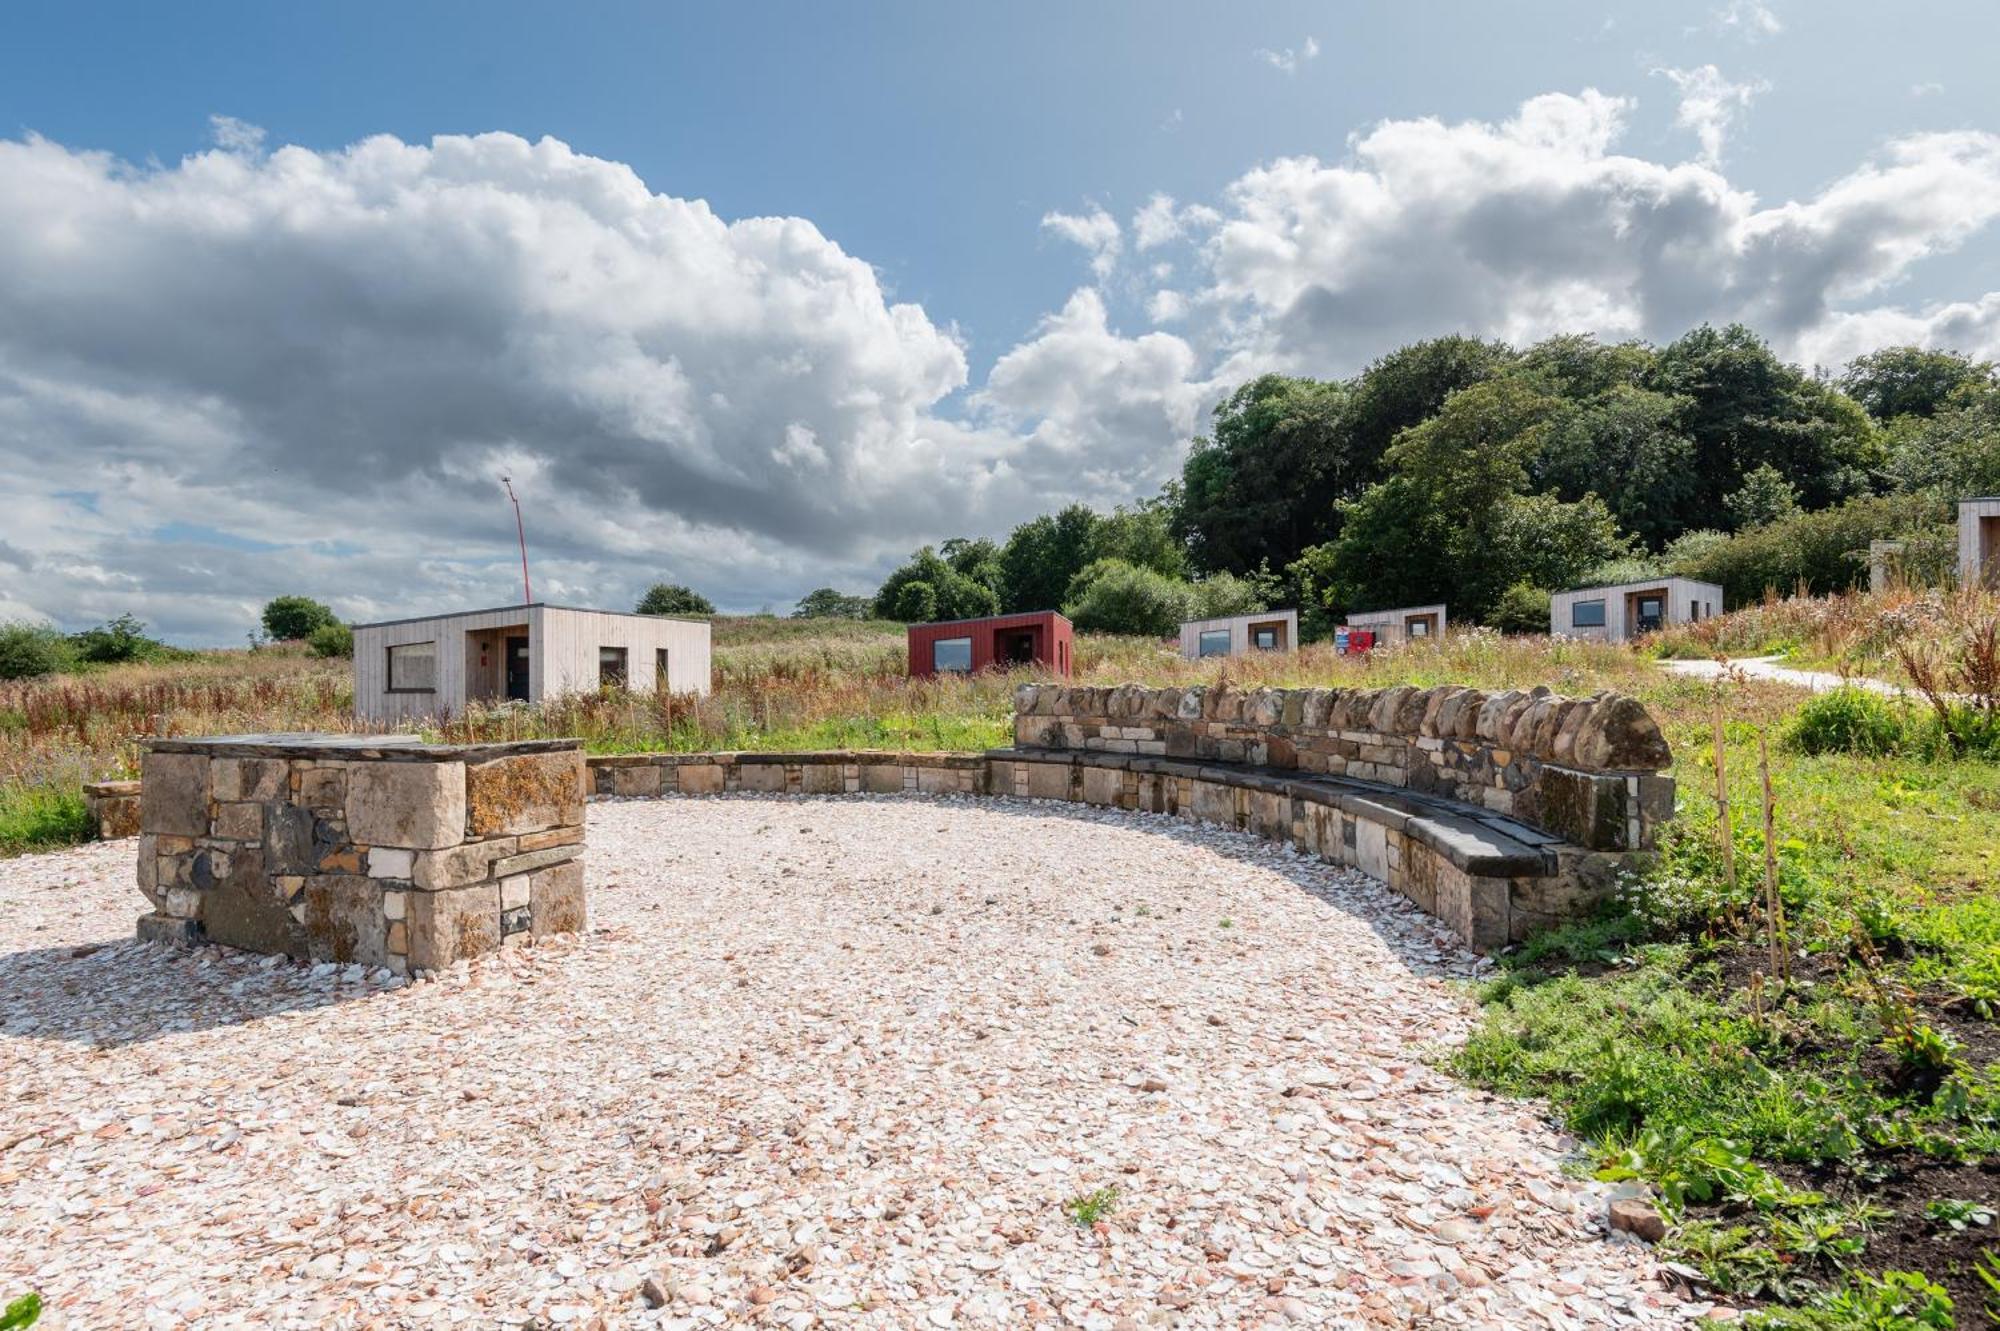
top-left (4, 0), bottom-right (2000, 642)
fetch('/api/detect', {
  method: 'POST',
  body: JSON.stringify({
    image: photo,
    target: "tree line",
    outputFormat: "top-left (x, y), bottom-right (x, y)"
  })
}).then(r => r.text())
top-left (863, 325), bottom-right (1998, 636)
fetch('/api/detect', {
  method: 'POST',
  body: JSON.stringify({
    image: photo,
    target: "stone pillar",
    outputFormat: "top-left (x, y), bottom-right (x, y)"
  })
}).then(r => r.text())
top-left (134, 733), bottom-right (586, 973)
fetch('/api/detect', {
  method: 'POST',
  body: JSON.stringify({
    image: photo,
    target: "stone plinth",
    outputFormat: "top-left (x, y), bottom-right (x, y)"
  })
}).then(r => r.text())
top-left (134, 733), bottom-right (586, 972)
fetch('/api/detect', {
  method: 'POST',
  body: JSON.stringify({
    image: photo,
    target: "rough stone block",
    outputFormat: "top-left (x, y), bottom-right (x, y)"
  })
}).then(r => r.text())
top-left (1190, 780), bottom-right (1237, 829)
top-left (212, 801), bottom-right (263, 842)
top-left (518, 825), bottom-right (584, 852)
top-left (212, 757), bottom-right (288, 803)
top-left (859, 764), bottom-right (905, 794)
top-left (345, 760), bottom-right (466, 850)
top-left (677, 764), bottom-right (725, 795)
top-left (412, 836), bottom-right (517, 890)
top-left (303, 875), bottom-right (388, 966)
top-left (489, 842), bottom-right (581, 881)
top-left (612, 765), bottom-right (663, 797)
top-left (1025, 762), bottom-right (1071, 802)
top-left (530, 859), bottom-right (586, 938)
top-left (1081, 766), bottom-right (1121, 807)
top-left (407, 883), bottom-right (501, 970)
top-left (467, 751), bottom-right (585, 836)
top-left (140, 753), bottom-right (210, 837)
top-left (297, 765), bottom-right (346, 811)
top-left (801, 763), bottom-right (844, 794)
top-left (368, 846), bottom-right (415, 879)
top-left (136, 913), bottom-right (203, 948)
top-left (739, 763), bottom-right (787, 793)
top-left (499, 874), bottom-right (531, 910)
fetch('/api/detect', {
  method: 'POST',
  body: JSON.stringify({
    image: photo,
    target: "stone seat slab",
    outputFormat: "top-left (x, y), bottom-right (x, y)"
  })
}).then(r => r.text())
top-left (1006, 747), bottom-right (1556, 879)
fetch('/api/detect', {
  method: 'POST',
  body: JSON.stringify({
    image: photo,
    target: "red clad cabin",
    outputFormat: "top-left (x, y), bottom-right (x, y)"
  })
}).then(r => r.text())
top-left (907, 611), bottom-right (1074, 679)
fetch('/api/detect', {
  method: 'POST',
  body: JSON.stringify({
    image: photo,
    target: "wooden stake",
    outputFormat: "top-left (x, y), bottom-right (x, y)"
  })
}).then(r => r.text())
top-left (1759, 733), bottom-right (1789, 985)
top-left (1713, 690), bottom-right (1737, 929)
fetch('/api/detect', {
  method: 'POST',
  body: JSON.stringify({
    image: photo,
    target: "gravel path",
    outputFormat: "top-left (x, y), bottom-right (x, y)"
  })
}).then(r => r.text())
top-left (1660, 654), bottom-right (1911, 696)
top-left (1, 795), bottom-right (1695, 1330)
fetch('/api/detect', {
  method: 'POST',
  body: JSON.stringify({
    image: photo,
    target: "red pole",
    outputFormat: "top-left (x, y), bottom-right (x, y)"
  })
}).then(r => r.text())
top-left (501, 476), bottom-right (532, 604)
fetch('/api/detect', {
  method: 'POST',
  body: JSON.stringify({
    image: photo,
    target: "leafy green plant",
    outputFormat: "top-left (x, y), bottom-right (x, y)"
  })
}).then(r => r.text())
top-left (1749, 1269), bottom-right (1955, 1329)
top-left (305, 621), bottom-right (353, 659)
top-left (1064, 1185), bottom-right (1119, 1228)
top-left (0, 622), bottom-right (73, 680)
top-left (1786, 688), bottom-right (1906, 757)
top-left (1597, 1129), bottom-right (1809, 1214)
top-left (0, 1293), bottom-right (41, 1330)
top-left (1922, 1197), bottom-right (1993, 1231)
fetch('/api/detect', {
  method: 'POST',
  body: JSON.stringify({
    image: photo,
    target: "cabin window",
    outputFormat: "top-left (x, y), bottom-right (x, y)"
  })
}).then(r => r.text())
top-left (386, 641), bottom-right (436, 692)
top-left (1198, 629), bottom-right (1233, 658)
top-left (1251, 625), bottom-right (1280, 650)
top-left (932, 637), bottom-right (973, 673)
top-left (1571, 600), bottom-right (1607, 628)
top-left (1407, 618), bottom-right (1430, 638)
top-left (599, 646), bottom-right (628, 687)
top-left (655, 648), bottom-right (670, 689)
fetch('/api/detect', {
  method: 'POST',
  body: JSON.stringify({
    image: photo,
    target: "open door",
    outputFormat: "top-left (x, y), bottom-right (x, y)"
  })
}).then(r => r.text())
top-left (505, 634), bottom-right (530, 702)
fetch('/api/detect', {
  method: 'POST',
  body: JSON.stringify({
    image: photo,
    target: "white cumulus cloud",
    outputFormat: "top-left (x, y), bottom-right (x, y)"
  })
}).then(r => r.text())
top-left (1656, 64), bottom-right (1769, 166)
top-left (1040, 206), bottom-right (1123, 277)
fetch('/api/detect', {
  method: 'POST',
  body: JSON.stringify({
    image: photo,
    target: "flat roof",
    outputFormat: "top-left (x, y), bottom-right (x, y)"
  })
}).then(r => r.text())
top-left (351, 601), bottom-right (709, 630)
top-left (1181, 608), bottom-right (1298, 627)
top-left (1556, 577), bottom-right (1722, 596)
top-left (908, 610), bottom-right (1070, 629)
top-left (1344, 603), bottom-right (1445, 619)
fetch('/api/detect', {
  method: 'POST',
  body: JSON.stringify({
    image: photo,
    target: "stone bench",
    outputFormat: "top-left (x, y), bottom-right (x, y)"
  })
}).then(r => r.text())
top-left (584, 735), bottom-right (1660, 952)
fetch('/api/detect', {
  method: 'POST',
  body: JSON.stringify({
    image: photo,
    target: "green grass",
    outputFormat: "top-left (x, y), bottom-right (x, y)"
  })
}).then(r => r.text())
top-left (0, 780), bottom-right (93, 855)
top-left (1063, 1185), bottom-right (1119, 1227)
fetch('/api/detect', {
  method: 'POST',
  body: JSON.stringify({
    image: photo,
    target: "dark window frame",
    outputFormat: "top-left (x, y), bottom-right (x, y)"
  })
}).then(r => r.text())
top-left (385, 640), bottom-right (438, 694)
top-left (932, 636), bottom-right (974, 673)
top-left (599, 645), bottom-right (629, 688)
top-left (1571, 599), bottom-right (1607, 628)
top-left (1197, 628), bottom-right (1233, 658)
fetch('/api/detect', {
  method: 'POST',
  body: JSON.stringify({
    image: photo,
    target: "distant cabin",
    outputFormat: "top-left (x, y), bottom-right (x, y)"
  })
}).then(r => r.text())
top-left (1551, 578), bottom-right (1722, 643)
top-left (1179, 610), bottom-right (1299, 659)
top-left (351, 603), bottom-right (711, 724)
top-left (1962, 497), bottom-right (2000, 588)
top-left (907, 611), bottom-right (1073, 678)
top-left (1343, 603), bottom-right (1446, 647)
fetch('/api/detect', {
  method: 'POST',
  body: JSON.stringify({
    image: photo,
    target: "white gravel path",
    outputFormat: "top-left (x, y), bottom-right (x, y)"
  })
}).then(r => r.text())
top-left (0, 795), bottom-right (1697, 1330)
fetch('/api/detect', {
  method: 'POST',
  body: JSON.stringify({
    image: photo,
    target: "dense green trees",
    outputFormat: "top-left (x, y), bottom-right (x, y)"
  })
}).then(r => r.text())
top-left (261, 595), bottom-right (337, 642)
top-left (637, 584), bottom-right (715, 616)
top-left (792, 588), bottom-right (874, 619)
top-left (870, 323), bottom-right (1994, 637)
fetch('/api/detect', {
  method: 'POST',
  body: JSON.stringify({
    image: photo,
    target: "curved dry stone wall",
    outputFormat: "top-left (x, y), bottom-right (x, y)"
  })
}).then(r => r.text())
top-left (1013, 682), bottom-right (1674, 853)
top-left (134, 734), bottom-right (586, 971)
top-left (582, 683), bottom-right (1674, 953)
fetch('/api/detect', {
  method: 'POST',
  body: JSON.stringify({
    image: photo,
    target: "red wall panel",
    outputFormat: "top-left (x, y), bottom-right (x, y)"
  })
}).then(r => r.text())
top-left (907, 611), bottom-right (1073, 678)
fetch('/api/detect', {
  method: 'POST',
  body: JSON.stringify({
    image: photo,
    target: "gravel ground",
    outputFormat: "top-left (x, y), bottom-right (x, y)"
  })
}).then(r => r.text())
top-left (0, 795), bottom-right (1701, 1330)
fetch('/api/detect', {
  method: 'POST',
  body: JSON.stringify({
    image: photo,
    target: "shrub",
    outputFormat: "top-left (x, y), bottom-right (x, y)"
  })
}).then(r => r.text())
top-left (305, 621), bottom-right (353, 659)
top-left (1488, 582), bottom-right (1552, 635)
top-left (1063, 560), bottom-right (1192, 637)
top-left (1786, 688), bottom-right (1907, 757)
top-left (0, 622), bottom-right (73, 680)
top-left (260, 595), bottom-right (337, 642)
top-left (636, 583), bottom-right (716, 616)
top-left (1672, 494), bottom-right (1954, 605)
top-left (69, 613), bottom-right (172, 665)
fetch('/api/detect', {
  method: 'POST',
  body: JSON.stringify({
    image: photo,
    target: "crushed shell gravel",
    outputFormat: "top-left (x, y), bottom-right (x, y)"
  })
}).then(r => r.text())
top-left (0, 794), bottom-right (1709, 1329)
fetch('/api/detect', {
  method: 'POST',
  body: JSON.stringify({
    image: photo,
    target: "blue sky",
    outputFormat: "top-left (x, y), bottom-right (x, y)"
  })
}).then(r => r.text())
top-left (3, 1), bottom-right (2000, 639)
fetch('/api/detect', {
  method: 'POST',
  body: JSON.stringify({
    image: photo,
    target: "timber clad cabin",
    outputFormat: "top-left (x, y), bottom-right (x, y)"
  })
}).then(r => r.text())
top-left (1551, 577), bottom-right (1723, 643)
top-left (1963, 497), bottom-right (2000, 588)
top-left (1178, 609), bottom-right (1299, 659)
top-left (352, 604), bottom-right (711, 724)
top-left (1343, 603), bottom-right (1446, 646)
top-left (907, 611), bottom-right (1073, 679)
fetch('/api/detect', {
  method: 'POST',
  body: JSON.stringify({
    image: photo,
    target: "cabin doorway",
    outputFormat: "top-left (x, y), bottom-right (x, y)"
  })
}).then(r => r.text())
top-left (997, 628), bottom-right (1040, 666)
top-left (505, 634), bottom-right (531, 702)
top-left (1625, 589), bottom-right (1667, 635)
